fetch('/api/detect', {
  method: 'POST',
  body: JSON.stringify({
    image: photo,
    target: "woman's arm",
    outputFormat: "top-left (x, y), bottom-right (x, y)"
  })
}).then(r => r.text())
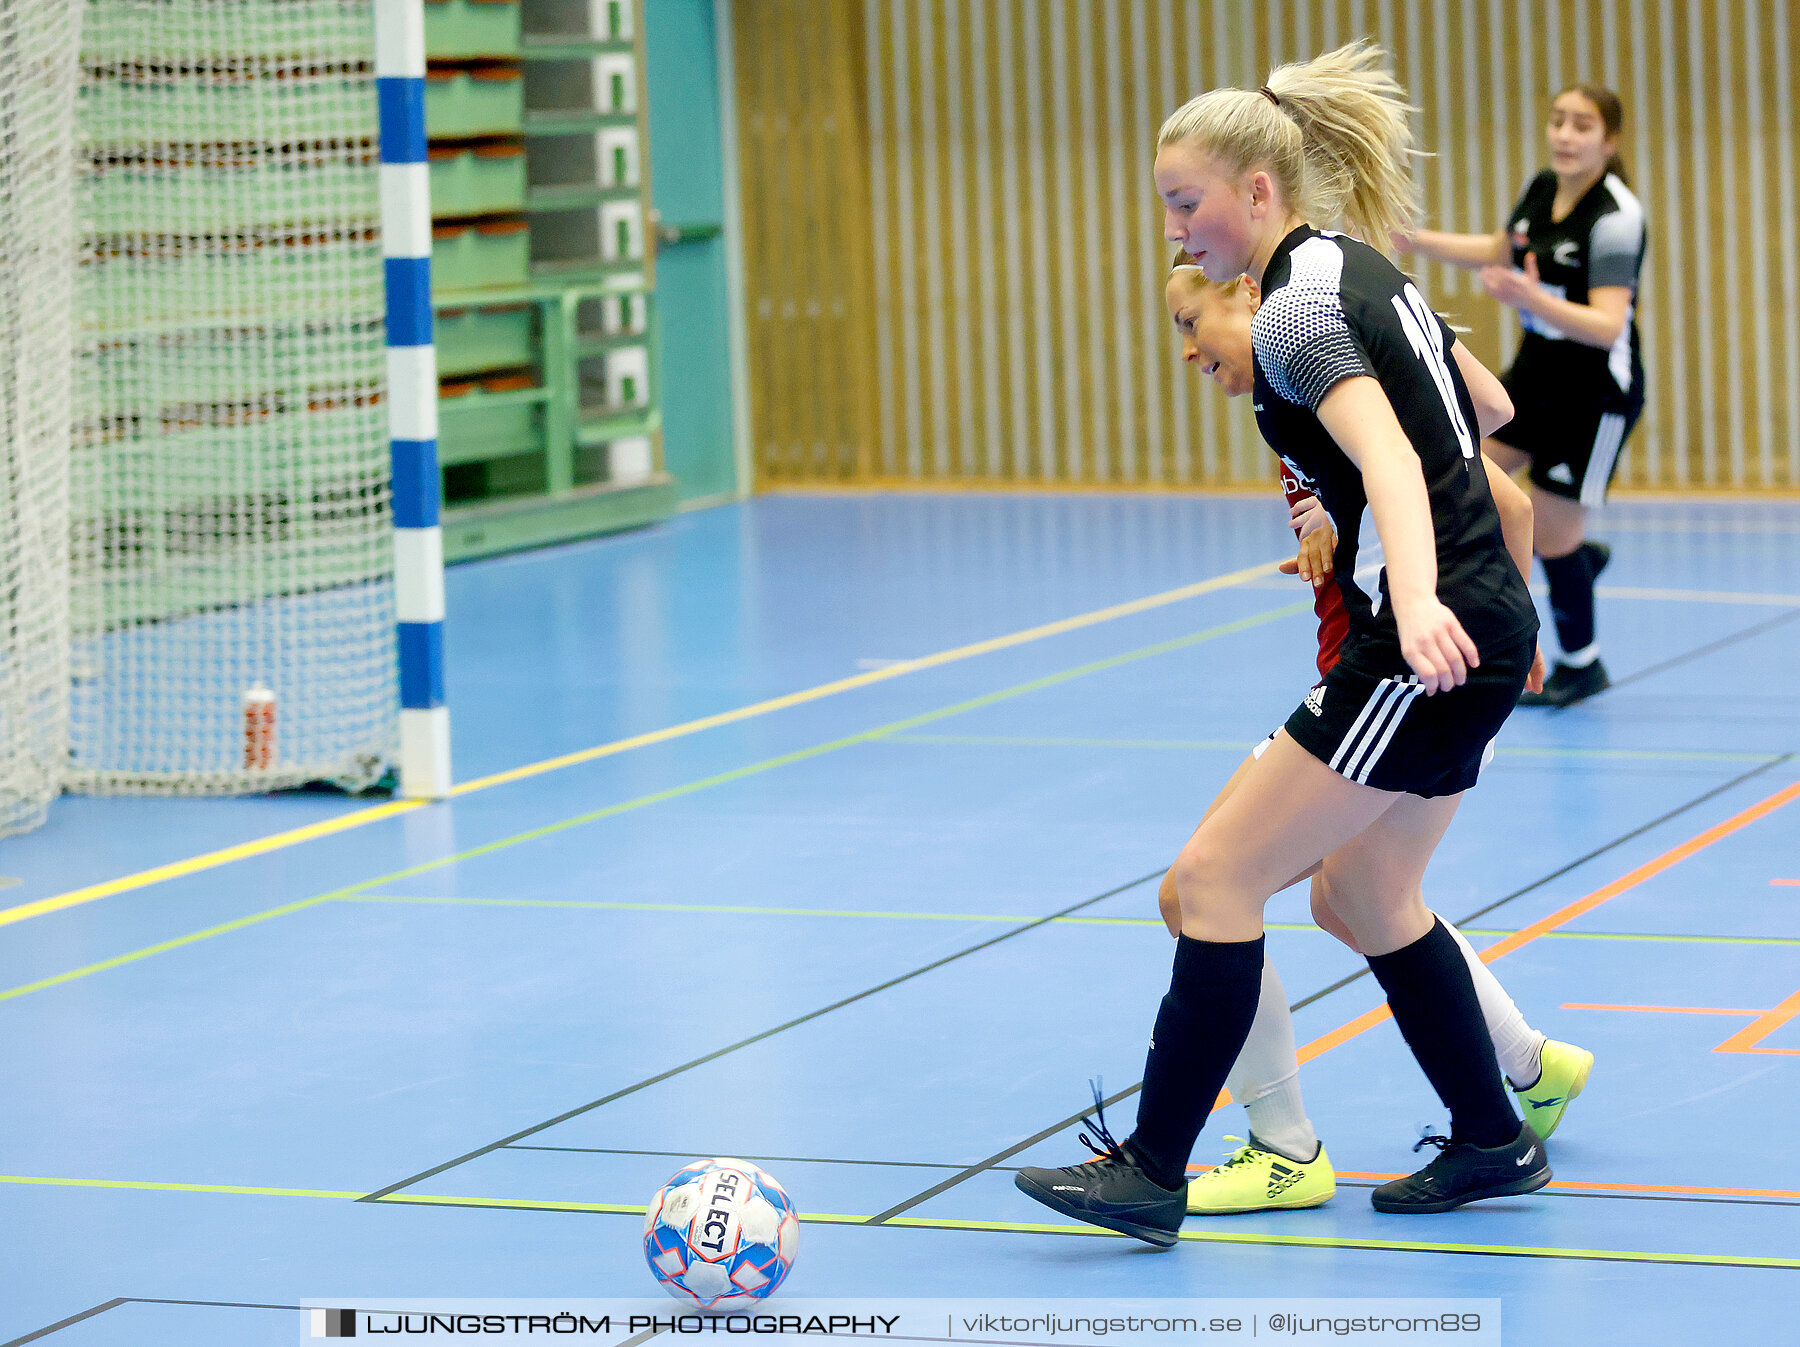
top-left (1480, 254), bottom-right (1632, 349)
top-left (1277, 495), bottom-right (1337, 588)
top-left (1395, 227), bottom-right (1511, 270)
top-left (1449, 341), bottom-right (1514, 440)
top-left (1315, 377), bottom-right (1480, 693)
top-left (1481, 462), bottom-right (1548, 694)
top-left (1483, 458), bottom-right (1534, 587)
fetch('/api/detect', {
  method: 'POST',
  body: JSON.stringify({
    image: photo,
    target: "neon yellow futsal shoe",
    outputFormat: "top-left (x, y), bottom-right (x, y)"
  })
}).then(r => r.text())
top-left (1512, 1039), bottom-right (1594, 1140)
top-left (1187, 1136), bottom-right (1335, 1214)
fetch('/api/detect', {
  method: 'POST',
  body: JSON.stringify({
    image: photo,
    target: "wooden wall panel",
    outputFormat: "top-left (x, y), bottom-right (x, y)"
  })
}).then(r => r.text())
top-left (733, 0), bottom-right (877, 481)
top-left (735, 1), bottom-right (1800, 490)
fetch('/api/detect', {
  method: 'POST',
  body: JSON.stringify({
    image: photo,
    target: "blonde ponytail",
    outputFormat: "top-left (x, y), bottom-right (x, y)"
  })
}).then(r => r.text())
top-left (1157, 39), bottom-right (1422, 247)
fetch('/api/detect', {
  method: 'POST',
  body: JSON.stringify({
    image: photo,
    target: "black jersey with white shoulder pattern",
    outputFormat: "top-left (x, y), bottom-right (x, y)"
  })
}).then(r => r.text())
top-left (1251, 226), bottom-right (1539, 664)
top-left (1507, 169), bottom-right (1646, 399)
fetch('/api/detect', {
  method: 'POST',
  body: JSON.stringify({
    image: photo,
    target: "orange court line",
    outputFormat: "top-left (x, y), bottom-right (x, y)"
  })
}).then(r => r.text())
top-left (1560, 1003), bottom-right (1765, 1016)
top-left (1713, 985), bottom-right (1800, 1054)
top-left (1184, 1163), bottom-right (1800, 1201)
top-left (1772, 879), bottom-right (1799, 886)
top-left (1559, 995), bottom-right (1800, 1056)
top-left (1288, 778), bottom-right (1800, 1072)
top-left (1184, 1166), bottom-right (1800, 1203)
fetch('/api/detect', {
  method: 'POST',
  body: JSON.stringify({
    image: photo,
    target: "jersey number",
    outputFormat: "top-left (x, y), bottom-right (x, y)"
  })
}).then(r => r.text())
top-left (1391, 284), bottom-right (1476, 460)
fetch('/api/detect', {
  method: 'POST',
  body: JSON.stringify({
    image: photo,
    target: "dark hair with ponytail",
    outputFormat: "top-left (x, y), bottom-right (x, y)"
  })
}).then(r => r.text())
top-left (1558, 84), bottom-right (1628, 185)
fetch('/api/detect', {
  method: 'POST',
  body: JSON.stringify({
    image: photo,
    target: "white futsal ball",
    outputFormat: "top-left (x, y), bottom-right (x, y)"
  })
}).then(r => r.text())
top-left (643, 1159), bottom-right (798, 1309)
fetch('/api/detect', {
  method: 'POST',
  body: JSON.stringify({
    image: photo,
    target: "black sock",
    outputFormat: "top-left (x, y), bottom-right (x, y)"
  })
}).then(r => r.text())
top-left (1124, 934), bottom-right (1265, 1189)
top-left (1540, 546), bottom-right (1598, 659)
top-left (1365, 919), bottom-right (1519, 1149)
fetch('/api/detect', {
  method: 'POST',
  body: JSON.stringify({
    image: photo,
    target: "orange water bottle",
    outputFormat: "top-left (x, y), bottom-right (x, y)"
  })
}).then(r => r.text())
top-left (243, 686), bottom-right (276, 769)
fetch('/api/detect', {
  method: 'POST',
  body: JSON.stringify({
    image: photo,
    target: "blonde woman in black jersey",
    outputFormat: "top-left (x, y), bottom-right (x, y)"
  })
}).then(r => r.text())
top-left (1015, 42), bottom-right (1552, 1248)
top-left (1400, 86), bottom-right (1646, 706)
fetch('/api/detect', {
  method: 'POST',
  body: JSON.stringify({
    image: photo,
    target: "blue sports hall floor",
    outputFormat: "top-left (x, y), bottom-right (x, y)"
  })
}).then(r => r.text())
top-left (3, 490), bottom-right (1798, 1344)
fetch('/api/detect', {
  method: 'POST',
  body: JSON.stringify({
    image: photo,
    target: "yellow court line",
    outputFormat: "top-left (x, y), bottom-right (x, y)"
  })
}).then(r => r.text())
top-left (0, 559), bottom-right (1281, 932)
top-left (5, 1176), bottom-right (1791, 1269)
top-left (384, 1193), bottom-right (646, 1215)
top-left (0, 803), bottom-right (423, 931)
top-left (886, 733), bottom-right (1780, 765)
top-left (445, 557), bottom-right (1281, 795)
top-left (0, 1175), bottom-right (363, 1199)
top-left (0, 896), bottom-right (337, 1004)
top-left (336, 899), bottom-right (1800, 948)
top-left (0, 603), bottom-right (1310, 1004)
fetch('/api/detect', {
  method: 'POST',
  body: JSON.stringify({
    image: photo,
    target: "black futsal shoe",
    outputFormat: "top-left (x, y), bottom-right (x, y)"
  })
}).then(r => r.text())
top-left (1371, 1124), bottom-right (1551, 1214)
top-left (1581, 539), bottom-right (1613, 580)
top-left (1518, 658), bottom-right (1610, 708)
top-left (1015, 1091), bottom-right (1186, 1247)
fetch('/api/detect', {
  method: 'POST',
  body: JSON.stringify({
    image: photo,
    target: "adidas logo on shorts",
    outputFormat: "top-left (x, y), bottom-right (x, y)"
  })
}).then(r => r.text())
top-left (1304, 684), bottom-right (1326, 717)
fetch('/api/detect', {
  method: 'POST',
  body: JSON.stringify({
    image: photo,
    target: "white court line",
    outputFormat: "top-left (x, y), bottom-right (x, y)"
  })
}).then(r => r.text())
top-left (1593, 585), bottom-right (1800, 607)
top-left (1242, 580), bottom-right (1800, 607)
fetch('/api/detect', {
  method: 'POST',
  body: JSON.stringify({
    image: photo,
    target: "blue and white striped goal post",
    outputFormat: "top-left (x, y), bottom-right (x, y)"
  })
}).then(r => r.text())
top-left (374, 0), bottom-right (452, 798)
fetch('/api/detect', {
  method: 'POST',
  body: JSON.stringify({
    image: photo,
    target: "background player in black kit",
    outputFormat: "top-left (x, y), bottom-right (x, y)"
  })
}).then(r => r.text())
top-left (1014, 41), bottom-right (1551, 1248)
top-left (1400, 85), bottom-right (1646, 706)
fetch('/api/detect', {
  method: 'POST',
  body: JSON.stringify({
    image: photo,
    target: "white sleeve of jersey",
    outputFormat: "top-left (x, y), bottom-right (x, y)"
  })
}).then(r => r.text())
top-left (1589, 180), bottom-right (1646, 290)
top-left (1251, 238), bottom-right (1373, 411)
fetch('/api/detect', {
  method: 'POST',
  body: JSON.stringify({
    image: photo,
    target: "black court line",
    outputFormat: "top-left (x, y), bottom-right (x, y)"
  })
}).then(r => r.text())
top-left (1287, 750), bottom-right (1795, 1015)
top-left (867, 752), bottom-right (1796, 1224)
top-left (1, 1301), bottom-right (127, 1347)
top-left (1324, 1178), bottom-right (1800, 1209)
top-left (117, 1298), bottom-right (302, 1311)
top-left (859, 1219), bottom-right (1800, 1271)
top-left (1563, 605), bottom-right (1800, 705)
top-left (865, 1083), bottom-right (1144, 1225)
top-left (614, 1328), bottom-right (666, 1347)
top-left (506, 1145), bottom-right (975, 1171)
top-left (390, 1187), bottom-right (1800, 1220)
top-left (1, 1299), bottom-right (302, 1347)
top-left (358, 1199), bottom-right (1800, 1270)
top-left (506, 1147), bottom-right (1800, 1210)
top-left (360, 870), bottom-right (1165, 1202)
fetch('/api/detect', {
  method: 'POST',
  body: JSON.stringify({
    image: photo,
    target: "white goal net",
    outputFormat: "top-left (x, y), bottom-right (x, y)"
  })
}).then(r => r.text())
top-left (0, 0), bottom-right (401, 836)
top-left (0, 0), bottom-right (83, 835)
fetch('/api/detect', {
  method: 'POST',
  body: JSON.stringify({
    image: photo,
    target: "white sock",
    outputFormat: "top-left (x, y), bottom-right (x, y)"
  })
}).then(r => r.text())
top-left (1224, 955), bottom-right (1319, 1163)
top-left (1441, 916), bottom-right (1547, 1088)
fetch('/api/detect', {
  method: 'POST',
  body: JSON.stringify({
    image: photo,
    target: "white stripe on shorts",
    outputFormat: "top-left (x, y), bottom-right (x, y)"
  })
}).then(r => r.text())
top-left (1580, 412), bottom-right (1628, 508)
top-left (1329, 675), bottom-right (1423, 783)
top-left (1324, 673), bottom-right (1418, 777)
top-left (1328, 678), bottom-right (1404, 775)
top-left (1350, 680), bottom-right (1426, 783)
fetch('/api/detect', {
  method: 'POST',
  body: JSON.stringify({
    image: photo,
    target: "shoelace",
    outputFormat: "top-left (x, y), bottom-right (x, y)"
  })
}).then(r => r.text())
top-left (1216, 1136), bottom-right (1258, 1169)
top-left (1413, 1132), bottom-right (1454, 1155)
top-left (1074, 1078), bottom-right (1130, 1166)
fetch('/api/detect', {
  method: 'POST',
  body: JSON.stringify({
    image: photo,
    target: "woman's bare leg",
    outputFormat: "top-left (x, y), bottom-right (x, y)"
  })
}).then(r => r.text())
top-left (1481, 438), bottom-right (1529, 476)
top-left (1125, 732), bottom-right (1402, 1188)
top-left (1319, 793), bottom-right (1523, 1149)
top-left (1167, 731), bottom-right (1396, 942)
top-left (1531, 487), bottom-right (1587, 559)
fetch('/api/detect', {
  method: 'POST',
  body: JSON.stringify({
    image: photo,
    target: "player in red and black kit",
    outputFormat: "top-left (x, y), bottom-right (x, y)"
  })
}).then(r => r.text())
top-left (1144, 258), bottom-right (1589, 1218)
top-left (1279, 456), bottom-right (1351, 678)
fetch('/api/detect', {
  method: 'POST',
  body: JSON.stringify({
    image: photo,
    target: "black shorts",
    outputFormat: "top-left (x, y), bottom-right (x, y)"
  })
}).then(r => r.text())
top-left (1492, 340), bottom-right (1642, 507)
top-left (1283, 637), bottom-right (1535, 798)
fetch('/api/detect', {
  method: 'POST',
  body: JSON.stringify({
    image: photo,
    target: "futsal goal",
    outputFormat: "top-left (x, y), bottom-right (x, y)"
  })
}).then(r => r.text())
top-left (0, 0), bottom-right (435, 836)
